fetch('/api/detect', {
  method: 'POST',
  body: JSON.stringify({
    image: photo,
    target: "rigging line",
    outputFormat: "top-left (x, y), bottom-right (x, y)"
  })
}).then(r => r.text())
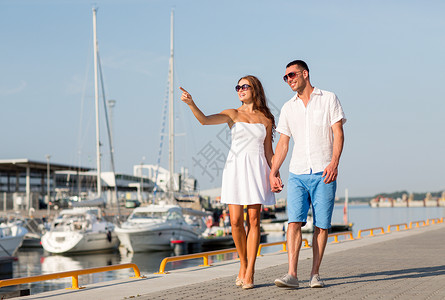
top-left (77, 40), bottom-right (93, 168)
top-left (76, 39), bottom-right (93, 198)
top-left (97, 52), bottom-right (121, 219)
top-left (153, 78), bottom-right (170, 198)
top-left (174, 61), bottom-right (198, 192)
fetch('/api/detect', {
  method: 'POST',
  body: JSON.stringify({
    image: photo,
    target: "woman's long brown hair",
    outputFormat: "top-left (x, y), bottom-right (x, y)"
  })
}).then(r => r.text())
top-left (239, 75), bottom-right (276, 140)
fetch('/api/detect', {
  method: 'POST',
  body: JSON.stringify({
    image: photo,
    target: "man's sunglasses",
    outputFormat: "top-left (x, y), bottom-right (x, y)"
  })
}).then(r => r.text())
top-left (235, 84), bottom-right (251, 92)
top-left (283, 70), bottom-right (304, 83)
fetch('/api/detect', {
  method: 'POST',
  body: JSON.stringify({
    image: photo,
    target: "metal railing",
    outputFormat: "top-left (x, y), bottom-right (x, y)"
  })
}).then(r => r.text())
top-left (386, 223), bottom-right (408, 233)
top-left (409, 220), bottom-right (426, 228)
top-left (426, 218), bottom-right (442, 225)
top-left (156, 248), bottom-right (238, 274)
top-left (328, 231), bottom-right (354, 243)
top-left (357, 227), bottom-right (385, 239)
top-left (257, 239), bottom-right (310, 256)
top-left (0, 263), bottom-right (143, 290)
top-left (157, 238), bottom-right (313, 274)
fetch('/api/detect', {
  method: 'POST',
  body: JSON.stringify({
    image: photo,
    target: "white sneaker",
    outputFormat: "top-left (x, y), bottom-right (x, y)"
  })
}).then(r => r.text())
top-left (274, 274), bottom-right (299, 288)
top-left (310, 274), bottom-right (325, 288)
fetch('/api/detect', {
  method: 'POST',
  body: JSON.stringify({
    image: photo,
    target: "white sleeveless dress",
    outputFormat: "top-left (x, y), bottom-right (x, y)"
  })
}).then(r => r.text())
top-left (220, 122), bottom-right (276, 206)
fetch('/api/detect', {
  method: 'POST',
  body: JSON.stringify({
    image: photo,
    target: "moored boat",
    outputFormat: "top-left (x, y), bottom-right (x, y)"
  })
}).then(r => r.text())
top-left (0, 223), bottom-right (27, 256)
top-left (41, 207), bottom-right (119, 254)
top-left (115, 203), bottom-right (207, 252)
top-left (0, 214), bottom-right (46, 248)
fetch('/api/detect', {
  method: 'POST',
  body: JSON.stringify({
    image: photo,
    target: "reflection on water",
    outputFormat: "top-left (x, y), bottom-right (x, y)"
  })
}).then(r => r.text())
top-left (13, 242), bottom-right (270, 294)
top-left (12, 205), bottom-right (445, 295)
top-left (14, 248), bottom-right (122, 293)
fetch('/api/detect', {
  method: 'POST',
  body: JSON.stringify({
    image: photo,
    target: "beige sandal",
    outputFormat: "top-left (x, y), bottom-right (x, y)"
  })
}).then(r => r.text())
top-left (236, 277), bottom-right (243, 287)
top-left (242, 283), bottom-right (254, 290)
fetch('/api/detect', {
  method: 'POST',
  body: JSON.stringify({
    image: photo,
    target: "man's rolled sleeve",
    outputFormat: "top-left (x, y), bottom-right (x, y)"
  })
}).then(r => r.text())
top-left (276, 106), bottom-right (292, 137)
top-left (330, 94), bottom-right (347, 126)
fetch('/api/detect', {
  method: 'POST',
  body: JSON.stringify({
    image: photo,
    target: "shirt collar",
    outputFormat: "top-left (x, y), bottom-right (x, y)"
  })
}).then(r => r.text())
top-left (292, 87), bottom-right (322, 102)
top-left (311, 87), bottom-right (322, 96)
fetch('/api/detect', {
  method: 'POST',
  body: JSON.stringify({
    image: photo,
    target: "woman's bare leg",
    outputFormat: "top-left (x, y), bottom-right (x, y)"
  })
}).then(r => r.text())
top-left (228, 204), bottom-right (247, 280)
top-left (244, 204), bottom-right (261, 285)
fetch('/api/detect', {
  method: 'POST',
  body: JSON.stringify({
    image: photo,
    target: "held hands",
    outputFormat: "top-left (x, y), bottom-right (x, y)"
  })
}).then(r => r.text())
top-left (269, 173), bottom-right (284, 193)
top-left (269, 155), bottom-right (284, 193)
top-left (180, 87), bottom-right (194, 105)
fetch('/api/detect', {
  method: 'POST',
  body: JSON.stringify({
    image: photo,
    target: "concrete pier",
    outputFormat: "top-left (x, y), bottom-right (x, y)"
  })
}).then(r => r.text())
top-left (16, 222), bottom-right (445, 299)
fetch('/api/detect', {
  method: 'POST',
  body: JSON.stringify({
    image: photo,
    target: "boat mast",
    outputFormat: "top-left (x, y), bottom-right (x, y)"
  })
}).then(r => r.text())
top-left (93, 7), bottom-right (102, 197)
top-left (168, 9), bottom-right (175, 201)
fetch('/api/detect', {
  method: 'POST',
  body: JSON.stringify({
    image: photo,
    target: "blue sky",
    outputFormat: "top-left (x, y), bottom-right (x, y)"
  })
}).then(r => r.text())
top-left (1, 0), bottom-right (445, 197)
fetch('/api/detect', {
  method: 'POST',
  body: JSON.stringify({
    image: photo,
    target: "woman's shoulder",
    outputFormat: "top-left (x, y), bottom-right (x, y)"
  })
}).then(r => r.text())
top-left (220, 108), bottom-right (238, 117)
top-left (263, 118), bottom-right (274, 131)
top-left (221, 108), bottom-right (238, 112)
top-left (219, 109), bottom-right (238, 127)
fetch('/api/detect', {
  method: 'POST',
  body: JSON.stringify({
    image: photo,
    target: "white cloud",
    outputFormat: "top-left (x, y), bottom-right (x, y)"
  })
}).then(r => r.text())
top-left (0, 81), bottom-right (27, 96)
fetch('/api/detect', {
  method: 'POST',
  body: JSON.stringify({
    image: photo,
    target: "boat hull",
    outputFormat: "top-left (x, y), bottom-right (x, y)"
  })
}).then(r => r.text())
top-left (0, 225), bottom-right (27, 256)
top-left (41, 231), bottom-right (119, 254)
top-left (116, 226), bottom-right (200, 252)
top-left (0, 235), bottom-right (26, 256)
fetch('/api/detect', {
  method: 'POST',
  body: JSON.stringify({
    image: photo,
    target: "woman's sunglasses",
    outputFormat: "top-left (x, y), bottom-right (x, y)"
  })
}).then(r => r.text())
top-left (283, 70), bottom-right (304, 82)
top-left (235, 84), bottom-right (251, 92)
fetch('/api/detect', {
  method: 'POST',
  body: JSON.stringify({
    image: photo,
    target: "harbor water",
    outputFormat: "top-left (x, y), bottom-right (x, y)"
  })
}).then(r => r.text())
top-left (11, 204), bottom-right (445, 295)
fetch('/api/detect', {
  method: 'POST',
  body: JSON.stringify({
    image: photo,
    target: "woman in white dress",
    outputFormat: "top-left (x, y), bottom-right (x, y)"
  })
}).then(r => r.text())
top-left (180, 75), bottom-right (275, 289)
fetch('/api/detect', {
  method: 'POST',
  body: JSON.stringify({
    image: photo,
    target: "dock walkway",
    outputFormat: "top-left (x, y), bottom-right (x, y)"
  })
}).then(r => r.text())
top-left (18, 222), bottom-right (445, 299)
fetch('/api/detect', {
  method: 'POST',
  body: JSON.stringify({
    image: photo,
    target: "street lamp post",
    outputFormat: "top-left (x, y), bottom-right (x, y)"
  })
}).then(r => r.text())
top-left (45, 155), bottom-right (51, 218)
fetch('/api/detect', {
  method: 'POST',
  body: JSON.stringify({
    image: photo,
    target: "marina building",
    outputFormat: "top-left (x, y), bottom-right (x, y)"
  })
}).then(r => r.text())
top-left (0, 159), bottom-right (202, 213)
top-left (0, 159), bottom-right (155, 213)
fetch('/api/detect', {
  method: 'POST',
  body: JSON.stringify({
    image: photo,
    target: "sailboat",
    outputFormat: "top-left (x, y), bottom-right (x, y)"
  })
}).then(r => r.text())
top-left (115, 10), bottom-right (207, 253)
top-left (41, 8), bottom-right (120, 254)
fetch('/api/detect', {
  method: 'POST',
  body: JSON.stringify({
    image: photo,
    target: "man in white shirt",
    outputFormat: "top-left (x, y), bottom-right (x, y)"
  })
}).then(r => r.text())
top-left (270, 60), bottom-right (346, 289)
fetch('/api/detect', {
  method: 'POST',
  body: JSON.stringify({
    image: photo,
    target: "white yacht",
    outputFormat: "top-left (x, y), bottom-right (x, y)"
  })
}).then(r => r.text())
top-left (0, 222), bottom-right (28, 256)
top-left (115, 204), bottom-right (207, 252)
top-left (2, 214), bottom-right (48, 248)
top-left (41, 207), bottom-right (119, 254)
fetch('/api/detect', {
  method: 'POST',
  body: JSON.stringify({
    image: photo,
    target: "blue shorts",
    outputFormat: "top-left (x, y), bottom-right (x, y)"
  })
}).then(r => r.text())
top-left (287, 171), bottom-right (336, 229)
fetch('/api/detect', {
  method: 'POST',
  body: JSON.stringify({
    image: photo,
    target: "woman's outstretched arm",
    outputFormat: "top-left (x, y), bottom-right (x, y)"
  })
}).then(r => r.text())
top-left (180, 87), bottom-right (235, 126)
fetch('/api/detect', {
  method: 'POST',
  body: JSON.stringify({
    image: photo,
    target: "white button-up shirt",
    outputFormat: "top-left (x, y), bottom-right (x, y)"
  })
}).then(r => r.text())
top-left (276, 87), bottom-right (346, 175)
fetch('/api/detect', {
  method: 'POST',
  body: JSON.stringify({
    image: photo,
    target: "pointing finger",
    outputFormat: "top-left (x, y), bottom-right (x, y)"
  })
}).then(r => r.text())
top-left (179, 87), bottom-right (188, 93)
